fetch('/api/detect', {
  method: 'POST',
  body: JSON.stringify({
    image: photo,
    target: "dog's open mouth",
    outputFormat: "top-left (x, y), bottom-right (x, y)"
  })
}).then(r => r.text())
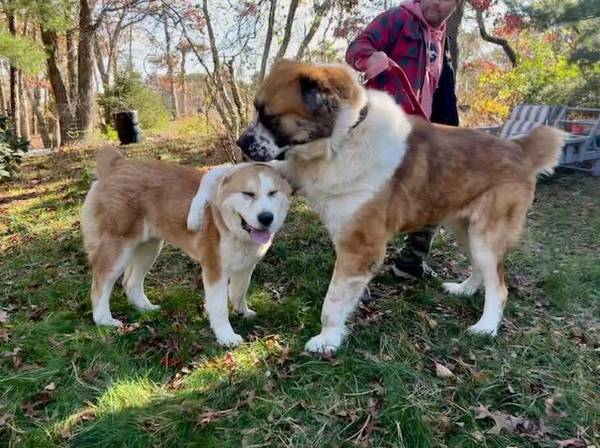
top-left (241, 216), bottom-right (272, 244)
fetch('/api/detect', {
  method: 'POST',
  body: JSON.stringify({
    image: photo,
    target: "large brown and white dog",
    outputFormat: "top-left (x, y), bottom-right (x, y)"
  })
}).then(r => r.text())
top-left (81, 147), bottom-right (291, 346)
top-left (189, 59), bottom-right (565, 353)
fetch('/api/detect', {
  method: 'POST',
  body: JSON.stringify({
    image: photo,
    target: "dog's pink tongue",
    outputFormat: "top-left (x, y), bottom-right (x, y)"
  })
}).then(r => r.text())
top-left (250, 229), bottom-right (271, 244)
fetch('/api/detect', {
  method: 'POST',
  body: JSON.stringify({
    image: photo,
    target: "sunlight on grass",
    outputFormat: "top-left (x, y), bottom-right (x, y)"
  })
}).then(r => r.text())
top-left (183, 339), bottom-right (280, 391)
top-left (96, 377), bottom-right (160, 414)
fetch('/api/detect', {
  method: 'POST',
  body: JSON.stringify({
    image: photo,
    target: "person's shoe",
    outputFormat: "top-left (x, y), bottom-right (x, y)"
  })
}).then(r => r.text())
top-left (391, 259), bottom-right (438, 280)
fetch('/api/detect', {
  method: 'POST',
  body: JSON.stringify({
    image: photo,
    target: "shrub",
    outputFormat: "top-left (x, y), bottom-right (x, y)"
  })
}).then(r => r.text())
top-left (99, 72), bottom-right (170, 132)
top-left (0, 115), bottom-right (29, 180)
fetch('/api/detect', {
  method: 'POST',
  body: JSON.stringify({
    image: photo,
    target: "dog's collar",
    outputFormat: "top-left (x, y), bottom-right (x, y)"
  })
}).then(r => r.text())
top-left (350, 104), bottom-right (369, 131)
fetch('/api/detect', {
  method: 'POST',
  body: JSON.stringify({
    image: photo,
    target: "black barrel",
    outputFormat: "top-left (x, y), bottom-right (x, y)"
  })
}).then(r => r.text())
top-left (114, 110), bottom-right (142, 145)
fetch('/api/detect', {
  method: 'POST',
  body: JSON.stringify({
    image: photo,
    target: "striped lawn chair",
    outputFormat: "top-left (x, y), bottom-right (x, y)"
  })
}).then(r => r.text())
top-left (479, 104), bottom-right (562, 138)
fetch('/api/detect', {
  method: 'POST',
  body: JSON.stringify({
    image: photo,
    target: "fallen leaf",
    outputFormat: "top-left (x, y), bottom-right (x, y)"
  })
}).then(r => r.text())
top-left (556, 439), bottom-right (585, 448)
top-left (196, 407), bottom-right (239, 426)
top-left (28, 305), bottom-right (45, 322)
top-left (21, 402), bottom-right (36, 418)
top-left (0, 413), bottom-right (10, 428)
top-left (435, 362), bottom-right (455, 379)
top-left (436, 415), bottom-right (453, 433)
top-left (472, 430), bottom-right (485, 442)
top-left (471, 371), bottom-right (489, 383)
top-left (60, 429), bottom-right (74, 440)
top-left (276, 347), bottom-right (291, 366)
top-left (195, 389), bottom-right (255, 427)
top-left (355, 349), bottom-right (379, 363)
top-left (82, 366), bottom-right (101, 383)
top-left (545, 395), bottom-right (568, 420)
top-left (0, 329), bottom-right (10, 343)
top-left (427, 318), bottom-right (439, 330)
top-left (116, 323), bottom-right (140, 335)
top-left (222, 352), bottom-right (237, 370)
top-left (369, 380), bottom-right (385, 396)
top-left (4, 347), bottom-right (22, 369)
top-left (189, 343), bottom-right (204, 356)
top-left (72, 408), bottom-right (96, 423)
top-left (474, 405), bottom-right (550, 439)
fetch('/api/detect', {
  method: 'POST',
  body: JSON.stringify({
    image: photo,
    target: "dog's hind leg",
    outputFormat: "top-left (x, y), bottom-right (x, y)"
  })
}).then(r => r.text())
top-left (467, 231), bottom-right (507, 336)
top-left (123, 239), bottom-right (163, 312)
top-left (229, 267), bottom-right (256, 319)
top-left (91, 239), bottom-right (134, 326)
top-left (442, 219), bottom-right (482, 297)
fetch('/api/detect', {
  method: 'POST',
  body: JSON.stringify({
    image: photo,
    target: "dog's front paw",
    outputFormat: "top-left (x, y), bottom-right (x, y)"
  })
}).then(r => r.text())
top-left (132, 301), bottom-right (160, 312)
top-left (93, 314), bottom-right (123, 327)
top-left (443, 281), bottom-right (478, 297)
top-left (304, 329), bottom-right (344, 354)
top-left (238, 308), bottom-right (257, 319)
top-left (216, 331), bottom-right (244, 347)
top-left (468, 320), bottom-right (499, 336)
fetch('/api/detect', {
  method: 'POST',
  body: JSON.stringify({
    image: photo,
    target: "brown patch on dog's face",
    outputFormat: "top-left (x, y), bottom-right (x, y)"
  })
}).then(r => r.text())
top-left (237, 59), bottom-right (363, 161)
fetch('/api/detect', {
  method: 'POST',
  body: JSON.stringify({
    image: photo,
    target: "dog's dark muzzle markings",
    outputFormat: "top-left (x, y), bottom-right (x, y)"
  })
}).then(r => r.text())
top-left (236, 115), bottom-right (294, 162)
top-left (237, 130), bottom-right (275, 162)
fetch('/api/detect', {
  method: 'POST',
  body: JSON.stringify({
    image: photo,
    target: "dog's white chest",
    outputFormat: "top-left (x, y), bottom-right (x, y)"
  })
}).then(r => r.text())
top-left (305, 190), bottom-right (374, 237)
top-left (220, 236), bottom-right (269, 274)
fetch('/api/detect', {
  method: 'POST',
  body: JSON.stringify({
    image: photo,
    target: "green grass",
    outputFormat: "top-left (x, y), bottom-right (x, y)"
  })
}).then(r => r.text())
top-left (1, 144), bottom-right (599, 447)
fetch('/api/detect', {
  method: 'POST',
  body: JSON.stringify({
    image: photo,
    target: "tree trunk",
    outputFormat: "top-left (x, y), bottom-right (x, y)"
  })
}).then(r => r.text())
top-left (199, 0), bottom-right (239, 138)
top-left (475, 9), bottom-right (517, 67)
top-left (226, 61), bottom-right (244, 124)
top-left (93, 35), bottom-right (109, 89)
top-left (162, 3), bottom-right (179, 117)
top-left (446, 1), bottom-right (464, 73)
top-left (28, 86), bottom-right (52, 148)
top-left (275, 0), bottom-right (300, 60)
top-left (66, 29), bottom-right (78, 106)
top-left (41, 28), bottom-right (74, 145)
top-left (259, 0), bottom-right (277, 82)
top-left (180, 49), bottom-right (187, 115)
top-left (18, 70), bottom-right (30, 140)
top-left (296, 0), bottom-right (332, 60)
top-left (0, 73), bottom-right (6, 114)
top-left (8, 11), bottom-right (20, 135)
top-left (76, 0), bottom-right (96, 139)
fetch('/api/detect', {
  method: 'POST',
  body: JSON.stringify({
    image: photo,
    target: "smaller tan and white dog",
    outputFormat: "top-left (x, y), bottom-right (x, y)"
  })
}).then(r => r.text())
top-left (81, 147), bottom-right (291, 346)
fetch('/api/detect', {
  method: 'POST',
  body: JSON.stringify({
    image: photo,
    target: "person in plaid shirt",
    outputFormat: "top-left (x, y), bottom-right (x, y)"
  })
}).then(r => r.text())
top-left (346, 0), bottom-right (460, 283)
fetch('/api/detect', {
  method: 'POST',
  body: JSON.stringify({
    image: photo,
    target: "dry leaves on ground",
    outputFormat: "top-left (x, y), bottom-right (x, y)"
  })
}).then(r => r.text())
top-left (474, 405), bottom-right (550, 440)
top-left (195, 390), bottom-right (256, 427)
top-left (435, 362), bottom-right (455, 379)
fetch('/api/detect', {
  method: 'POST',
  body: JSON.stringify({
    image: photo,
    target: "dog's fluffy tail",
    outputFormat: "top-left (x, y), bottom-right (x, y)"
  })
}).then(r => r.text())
top-left (96, 145), bottom-right (124, 179)
top-left (515, 126), bottom-right (566, 175)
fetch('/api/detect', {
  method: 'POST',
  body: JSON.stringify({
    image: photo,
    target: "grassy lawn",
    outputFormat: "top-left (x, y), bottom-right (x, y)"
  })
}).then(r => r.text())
top-left (1, 142), bottom-right (599, 447)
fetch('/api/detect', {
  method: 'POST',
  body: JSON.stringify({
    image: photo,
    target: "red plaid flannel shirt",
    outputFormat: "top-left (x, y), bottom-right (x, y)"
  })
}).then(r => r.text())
top-left (346, 7), bottom-right (428, 113)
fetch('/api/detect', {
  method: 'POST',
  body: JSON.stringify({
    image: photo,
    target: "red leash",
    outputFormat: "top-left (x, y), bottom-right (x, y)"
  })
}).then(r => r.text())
top-left (365, 59), bottom-right (429, 121)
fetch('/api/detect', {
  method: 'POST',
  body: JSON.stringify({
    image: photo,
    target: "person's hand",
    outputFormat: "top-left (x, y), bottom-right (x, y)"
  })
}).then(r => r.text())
top-left (365, 51), bottom-right (390, 80)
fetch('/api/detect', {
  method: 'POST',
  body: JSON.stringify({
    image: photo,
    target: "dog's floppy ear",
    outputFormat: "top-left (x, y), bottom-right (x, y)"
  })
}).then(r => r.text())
top-left (299, 74), bottom-right (338, 114)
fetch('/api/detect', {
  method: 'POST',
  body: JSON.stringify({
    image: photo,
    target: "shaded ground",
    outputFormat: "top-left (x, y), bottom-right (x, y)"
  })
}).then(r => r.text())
top-left (1, 142), bottom-right (599, 447)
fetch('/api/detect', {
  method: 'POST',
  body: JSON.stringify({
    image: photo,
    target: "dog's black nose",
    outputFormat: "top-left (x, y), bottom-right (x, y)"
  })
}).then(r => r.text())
top-left (236, 134), bottom-right (253, 152)
top-left (257, 211), bottom-right (274, 227)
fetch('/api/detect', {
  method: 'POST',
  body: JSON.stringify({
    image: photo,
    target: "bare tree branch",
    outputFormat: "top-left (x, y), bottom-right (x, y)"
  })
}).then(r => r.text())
top-left (259, 0), bottom-right (277, 82)
top-left (296, 0), bottom-right (332, 60)
top-left (275, 0), bottom-right (300, 60)
top-left (475, 8), bottom-right (518, 67)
